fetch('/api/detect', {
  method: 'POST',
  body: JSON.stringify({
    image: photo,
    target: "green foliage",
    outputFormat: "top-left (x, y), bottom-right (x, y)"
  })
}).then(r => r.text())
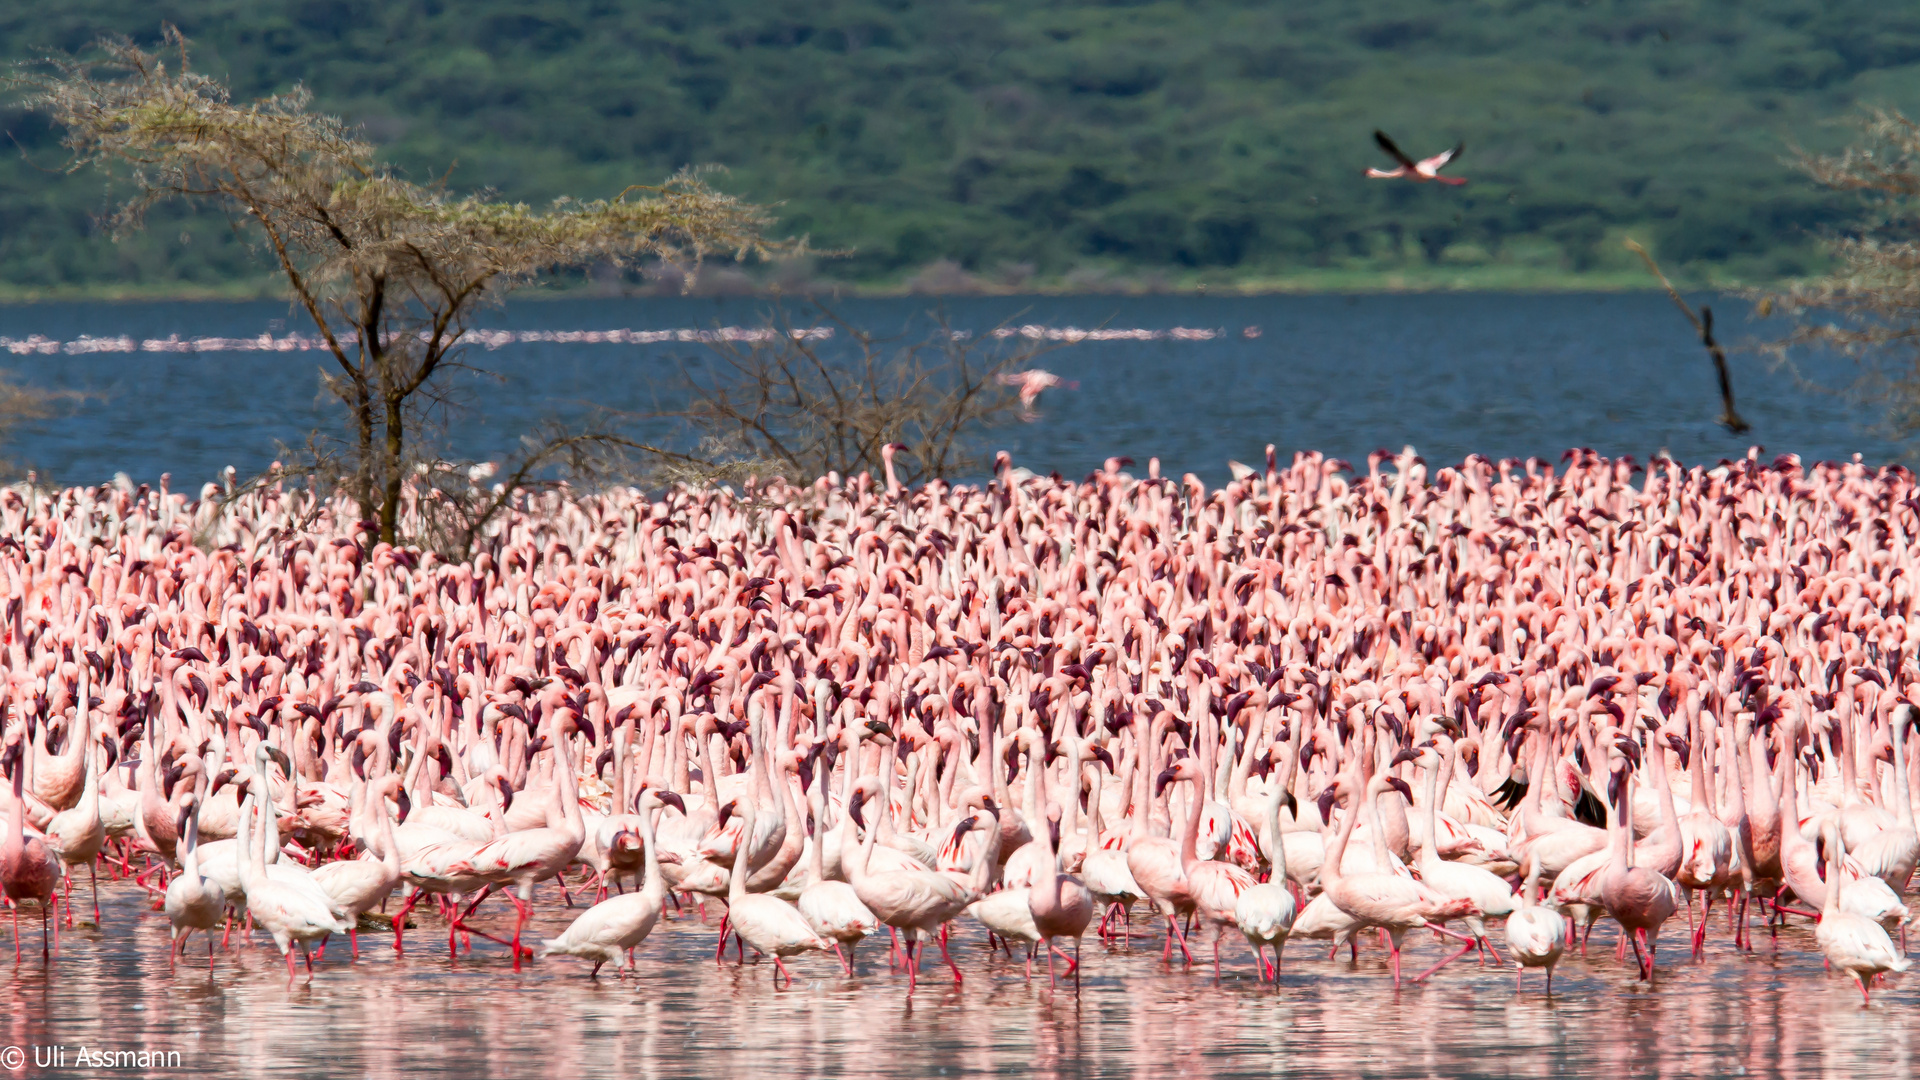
top-left (6, 0), bottom-right (1920, 293)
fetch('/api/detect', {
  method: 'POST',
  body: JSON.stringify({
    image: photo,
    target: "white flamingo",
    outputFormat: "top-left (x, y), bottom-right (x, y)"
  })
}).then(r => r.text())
top-left (236, 787), bottom-right (351, 979)
top-left (1814, 822), bottom-right (1910, 1003)
top-left (1505, 858), bottom-right (1568, 992)
top-left (163, 788), bottom-right (222, 969)
top-left (723, 798), bottom-right (831, 985)
top-left (540, 788), bottom-right (684, 977)
top-left (1233, 761), bottom-right (1297, 984)
top-left (797, 769), bottom-right (879, 974)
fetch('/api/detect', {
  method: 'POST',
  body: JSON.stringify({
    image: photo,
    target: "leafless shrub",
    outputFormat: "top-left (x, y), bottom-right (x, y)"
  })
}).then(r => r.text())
top-left (643, 303), bottom-right (1068, 486)
top-left (1759, 108), bottom-right (1920, 442)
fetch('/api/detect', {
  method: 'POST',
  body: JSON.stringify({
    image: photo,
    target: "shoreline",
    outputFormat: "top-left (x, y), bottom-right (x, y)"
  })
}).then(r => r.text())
top-left (0, 268), bottom-right (1758, 305)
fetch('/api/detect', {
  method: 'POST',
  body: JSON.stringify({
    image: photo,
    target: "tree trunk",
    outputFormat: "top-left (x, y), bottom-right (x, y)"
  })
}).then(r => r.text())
top-left (381, 389), bottom-right (405, 546)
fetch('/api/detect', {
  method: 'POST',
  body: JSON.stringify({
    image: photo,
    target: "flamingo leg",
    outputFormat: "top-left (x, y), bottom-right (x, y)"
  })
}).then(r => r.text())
top-left (390, 888), bottom-right (424, 954)
top-left (1411, 939), bottom-right (1476, 982)
top-left (938, 925), bottom-right (964, 984)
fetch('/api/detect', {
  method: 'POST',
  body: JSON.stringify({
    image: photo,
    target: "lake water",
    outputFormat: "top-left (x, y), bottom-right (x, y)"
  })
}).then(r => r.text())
top-left (0, 293), bottom-right (1901, 488)
top-left (0, 876), bottom-right (1909, 1079)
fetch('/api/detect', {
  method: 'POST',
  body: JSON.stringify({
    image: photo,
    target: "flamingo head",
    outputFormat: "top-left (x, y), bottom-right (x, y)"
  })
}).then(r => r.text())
top-left (950, 815), bottom-right (978, 849)
top-left (175, 793), bottom-right (196, 840)
top-left (1154, 756), bottom-right (1201, 796)
top-left (1315, 786), bottom-right (1339, 823)
top-left (1665, 733), bottom-right (1690, 762)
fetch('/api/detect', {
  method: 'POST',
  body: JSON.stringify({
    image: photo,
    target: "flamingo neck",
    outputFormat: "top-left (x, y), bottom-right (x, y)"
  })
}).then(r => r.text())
top-left (728, 801), bottom-right (754, 904)
top-left (1892, 719), bottom-right (1915, 829)
top-left (1322, 780), bottom-right (1361, 890)
top-left (640, 804), bottom-right (664, 902)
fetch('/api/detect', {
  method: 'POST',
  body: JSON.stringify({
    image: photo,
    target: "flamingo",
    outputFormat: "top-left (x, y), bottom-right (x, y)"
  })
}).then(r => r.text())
top-left (1158, 753), bottom-right (1257, 978)
top-left (1410, 735), bottom-right (1517, 965)
top-left (1599, 737), bottom-right (1683, 982)
top-left (1366, 130), bottom-right (1467, 185)
top-left (1233, 757), bottom-right (1297, 983)
top-left (723, 797), bottom-right (832, 985)
top-left (1018, 729), bottom-right (1094, 988)
top-left (449, 723), bottom-right (586, 967)
top-left (308, 773), bottom-right (404, 959)
top-left (995, 369), bottom-right (1078, 419)
top-left (1814, 821), bottom-right (1911, 1003)
top-left (1318, 767), bottom-right (1479, 986)
top-left (235, 784), bottom-right (352, 979)
top-left (43, 737), bottom-right (106, 925)
top-left (164, 786), bottom-right (223, 969)
top-left (844, 776), bottom-right (997, 991)
top-left (1506, 858), bottom-right (1568, 992)
top-left (797, 764), bottom-right (879, 975)
top-left (540, 788), bottom-right (685, 977)
top-left (2, 739), bottom-right (61, 960)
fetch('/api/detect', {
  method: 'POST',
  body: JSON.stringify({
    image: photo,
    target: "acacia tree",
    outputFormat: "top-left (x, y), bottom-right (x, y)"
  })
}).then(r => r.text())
top-left (17, 30), bottom-right (777, 545)
top-left (1762, 108), bottom-right (1920, 442)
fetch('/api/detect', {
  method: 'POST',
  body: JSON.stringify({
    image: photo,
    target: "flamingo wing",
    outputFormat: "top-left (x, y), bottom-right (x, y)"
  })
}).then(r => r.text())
top-left (1374, 130), bottom-right (1417, 169)
top-left (1419, 143), bottom-right (1463, 172)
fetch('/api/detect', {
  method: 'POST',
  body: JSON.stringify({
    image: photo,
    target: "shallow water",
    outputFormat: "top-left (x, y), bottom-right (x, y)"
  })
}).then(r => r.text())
top-left (1, 877), bottom-right (1910, 1078)
top-left (0, 293), bottom-right (1902, 488)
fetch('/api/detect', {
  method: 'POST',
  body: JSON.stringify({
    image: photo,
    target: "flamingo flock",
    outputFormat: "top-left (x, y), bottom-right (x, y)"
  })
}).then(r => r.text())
top-left (0, 445), bottom-right (1915, 1006)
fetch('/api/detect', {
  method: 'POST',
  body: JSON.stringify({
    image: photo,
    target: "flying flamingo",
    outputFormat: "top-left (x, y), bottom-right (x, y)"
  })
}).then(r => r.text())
top-left (996, 369), bottom-right (1078, 419)
top-left (1366, 130), bottom-right (1466, 185)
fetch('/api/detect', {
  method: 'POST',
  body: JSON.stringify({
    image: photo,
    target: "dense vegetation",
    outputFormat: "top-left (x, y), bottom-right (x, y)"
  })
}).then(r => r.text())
top-left (4, 0), bottom-right (1919, 295)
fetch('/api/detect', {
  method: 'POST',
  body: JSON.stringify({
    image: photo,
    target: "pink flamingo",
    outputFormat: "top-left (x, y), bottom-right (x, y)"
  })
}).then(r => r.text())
top-left (1599, 737), bottom-right (1682, 982)
top-left (2, 739), bottom-right (61, 960)
top-left (995, 369), bottom-right (1078, 419)
top-left (1366, 130), bottom-right (1466, 185)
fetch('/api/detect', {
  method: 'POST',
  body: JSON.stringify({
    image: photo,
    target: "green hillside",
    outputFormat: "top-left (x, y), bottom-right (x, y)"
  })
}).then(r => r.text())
top-left (3, 0), bottom-right (1917, 296)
